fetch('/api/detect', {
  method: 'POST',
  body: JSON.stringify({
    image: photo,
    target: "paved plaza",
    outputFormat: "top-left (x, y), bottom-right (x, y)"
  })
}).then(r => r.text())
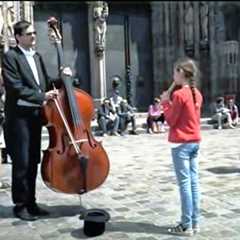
top-left (1, 126), bottom-right (240, 240)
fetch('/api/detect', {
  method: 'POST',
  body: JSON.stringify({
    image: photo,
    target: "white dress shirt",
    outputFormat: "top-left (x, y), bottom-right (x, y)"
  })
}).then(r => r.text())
top-left (18, 45), bottom-right (40, 86)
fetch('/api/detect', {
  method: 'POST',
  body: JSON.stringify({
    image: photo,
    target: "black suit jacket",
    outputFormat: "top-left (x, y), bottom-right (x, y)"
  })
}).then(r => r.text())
top-left (2, 46), bottom-right (57, 118)
top-left (97, 103), bottom-right (117, 121)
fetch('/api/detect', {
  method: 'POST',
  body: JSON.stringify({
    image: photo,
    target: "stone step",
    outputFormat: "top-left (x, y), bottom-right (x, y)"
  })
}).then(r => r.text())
top-left (41, 114), bottom-right (214, 139)
top-left (90, 115), bottom-right (212, 128)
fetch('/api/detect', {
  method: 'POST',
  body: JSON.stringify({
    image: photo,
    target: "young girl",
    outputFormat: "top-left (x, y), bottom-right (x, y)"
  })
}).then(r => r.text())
top-left (161, 57), bottom-right (203, 236)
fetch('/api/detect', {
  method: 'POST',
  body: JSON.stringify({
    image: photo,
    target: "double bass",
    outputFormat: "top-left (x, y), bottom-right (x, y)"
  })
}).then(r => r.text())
top-left (41, 17), bottom-right (110, 195)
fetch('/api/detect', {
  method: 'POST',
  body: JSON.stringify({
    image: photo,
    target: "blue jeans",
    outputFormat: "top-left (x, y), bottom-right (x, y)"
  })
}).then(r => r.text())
top-left (171, 143), bottom-right (200, 229)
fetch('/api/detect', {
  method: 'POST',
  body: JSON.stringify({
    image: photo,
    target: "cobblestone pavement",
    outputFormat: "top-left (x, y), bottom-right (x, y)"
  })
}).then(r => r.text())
top-left (1, 128), bottom-right (240, 240)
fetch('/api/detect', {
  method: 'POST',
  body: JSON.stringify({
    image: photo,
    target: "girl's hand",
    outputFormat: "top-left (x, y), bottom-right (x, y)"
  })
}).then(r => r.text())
top-left (160, 91), bottom-right (170, 101)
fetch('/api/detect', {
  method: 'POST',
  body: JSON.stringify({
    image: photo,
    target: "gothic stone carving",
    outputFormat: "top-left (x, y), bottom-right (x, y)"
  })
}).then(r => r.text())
top-left (184, 2), bottom-right (194, 48)
top-left (200, 2), bottom-right (209, 43)
top-left (0, 2), bottom-right (3, 43)
top-left (0, 1), bottom-right (17, 47)
top-left (222, 41), bottom-right (239, 92)
top-left (93, 1), bottom-right (108, 57)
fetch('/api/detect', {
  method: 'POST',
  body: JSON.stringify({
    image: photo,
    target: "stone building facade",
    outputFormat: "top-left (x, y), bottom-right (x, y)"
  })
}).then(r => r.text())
top-left (0, 1), bottom-right (239, 116)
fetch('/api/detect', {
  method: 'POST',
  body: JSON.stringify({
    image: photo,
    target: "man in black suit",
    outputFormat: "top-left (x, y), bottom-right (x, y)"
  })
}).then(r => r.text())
top-left (2, 20), bottom-right (71, 221)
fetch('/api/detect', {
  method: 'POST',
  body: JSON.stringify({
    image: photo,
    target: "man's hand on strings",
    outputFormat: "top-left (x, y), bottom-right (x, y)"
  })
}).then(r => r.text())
top-left (43, 89), bottom-right (59, 105)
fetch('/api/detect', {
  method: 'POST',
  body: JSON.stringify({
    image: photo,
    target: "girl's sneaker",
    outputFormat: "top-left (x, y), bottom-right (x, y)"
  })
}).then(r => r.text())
top-left (0, 181), bottom-right (10, 189)
top-left (167, 223), bottom-right (193, 237)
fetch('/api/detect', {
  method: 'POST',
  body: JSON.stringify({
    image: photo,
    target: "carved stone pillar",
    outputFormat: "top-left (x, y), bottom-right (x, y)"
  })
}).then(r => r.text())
top-left (209, 2), bottom-right (218, 99)
top-left (151, 2), bottom-right (162, 96)
top-left (169, 3), bottom-right (177, 71)
top-left (164, 2), bottom-right (172, 80)
top-left (193, 2), bottom-right (200, 60)
top-left (88, 1), bottom-right (108, 107)
top-left (184, 1), bottom-right (194, 53)
top-left (178, 2), bottom-right (185, 57)
top-left (21, 1), bottom-right (33, 23)
top-left (199, 2), bottom-right (209, 47)
top-left (151, 2), bottom-right (172, 94)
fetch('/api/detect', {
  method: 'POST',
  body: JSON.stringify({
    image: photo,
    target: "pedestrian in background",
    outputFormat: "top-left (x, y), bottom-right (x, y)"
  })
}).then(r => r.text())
top-left (161, 57), bottom-right (203, 236)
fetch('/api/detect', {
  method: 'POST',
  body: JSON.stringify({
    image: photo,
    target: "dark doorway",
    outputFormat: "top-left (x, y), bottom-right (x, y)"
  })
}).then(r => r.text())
top-left (105, 3), bottom-right (153, 110)
top-left (33, 2), bottom-right (90, 93)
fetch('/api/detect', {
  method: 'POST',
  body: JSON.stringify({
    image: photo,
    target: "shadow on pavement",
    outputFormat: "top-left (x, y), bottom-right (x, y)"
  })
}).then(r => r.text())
top-left (71, 221), bottom-right (169, 239)
top-left (207, 166), bottom-right (240, 174)
top-left (0, 204), bottom-right (172, 238)
top-left (0, 204), bottom-right (86, 219)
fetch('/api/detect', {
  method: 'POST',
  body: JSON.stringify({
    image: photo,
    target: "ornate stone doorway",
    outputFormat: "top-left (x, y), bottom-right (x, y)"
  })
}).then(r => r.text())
top-left (105, 3), bottom-right (153, 110)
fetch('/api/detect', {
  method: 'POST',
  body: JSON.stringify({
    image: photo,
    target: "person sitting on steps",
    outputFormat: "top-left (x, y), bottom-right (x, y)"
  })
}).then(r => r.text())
top-left (97, 98), bottom-right (120, 136)
top-left (211, 97), bottom-right (235, 129)
top-left (146, 97), bottom-right (165, 133)
top-left (117, 99), bottom-right (138, 135)
top-left (226, 98), bottom-right (239, 127)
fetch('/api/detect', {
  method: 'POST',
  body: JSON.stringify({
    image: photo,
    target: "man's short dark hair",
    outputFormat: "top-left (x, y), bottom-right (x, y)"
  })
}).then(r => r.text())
top-left (14, 20), bottom-right (31, 36)
top-left (216, 97), bottom-right (224, 104)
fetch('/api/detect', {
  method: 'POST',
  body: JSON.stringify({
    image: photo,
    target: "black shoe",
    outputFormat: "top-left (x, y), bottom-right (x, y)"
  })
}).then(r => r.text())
top-left (129, 130), bottom-right (138, 135)
top-left (1, 148), bottom-right (10, 164)
top-left (13, 205), bottom-right (38, 221)
top-left (27, 203), bottom-right (49, 216)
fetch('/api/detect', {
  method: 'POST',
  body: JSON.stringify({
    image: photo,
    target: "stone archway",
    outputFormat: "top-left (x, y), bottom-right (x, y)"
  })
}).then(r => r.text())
top-left (220, 3), bottom-right (240, 41)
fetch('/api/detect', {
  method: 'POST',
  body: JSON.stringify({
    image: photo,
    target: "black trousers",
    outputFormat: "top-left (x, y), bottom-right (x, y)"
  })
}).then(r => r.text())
top-left (147, 114), bottom-right (165, 129)
top-left (5, 108), bottom-right (42, 206)
top-left (119, 115), bottom-right (136, 132)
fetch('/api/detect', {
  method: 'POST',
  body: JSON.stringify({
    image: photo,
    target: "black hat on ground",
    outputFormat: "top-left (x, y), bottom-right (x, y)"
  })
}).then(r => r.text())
top-left (83, 209), bottom-right (110, 237)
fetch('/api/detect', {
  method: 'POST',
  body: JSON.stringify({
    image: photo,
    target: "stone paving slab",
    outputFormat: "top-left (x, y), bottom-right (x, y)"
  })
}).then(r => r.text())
top-left (0, 128), bottom-right (240, 239)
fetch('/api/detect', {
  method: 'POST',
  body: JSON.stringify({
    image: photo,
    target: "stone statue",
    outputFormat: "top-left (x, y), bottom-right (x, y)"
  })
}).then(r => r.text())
top-left (184, 2), bottom-right (194, 46)
top-left (6, 1), bottom-right (15, 37)
top-left (93, 1), bottom-right (108, 57)
top-left (200, 2), bottom-right (208, 42)
top-left (0, 1), bottom-right (16, 46)
top-left (0, 2), bottom-right (3, 40)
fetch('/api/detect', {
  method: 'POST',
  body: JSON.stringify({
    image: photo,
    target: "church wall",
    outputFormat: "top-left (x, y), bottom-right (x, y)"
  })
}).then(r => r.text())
top-left (1, 1), bottom-right (239, 116)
